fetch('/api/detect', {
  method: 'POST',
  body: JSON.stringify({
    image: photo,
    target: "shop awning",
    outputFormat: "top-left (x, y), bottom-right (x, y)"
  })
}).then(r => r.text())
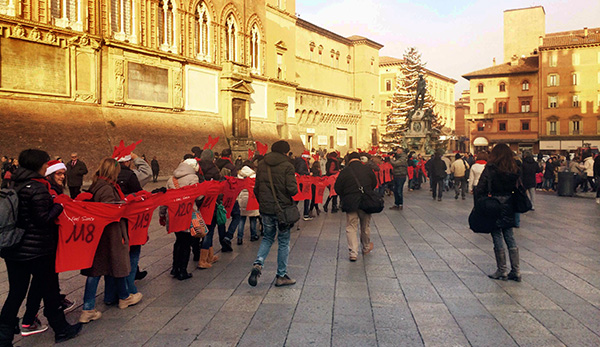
top-left (473, 137), bottom-right (488, 146)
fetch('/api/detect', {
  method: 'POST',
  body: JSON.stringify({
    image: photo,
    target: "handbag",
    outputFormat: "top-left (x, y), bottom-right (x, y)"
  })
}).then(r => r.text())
top-left (513, 178), bottom-right (532, 213)
top-left (469, 174), bottom-right (501, 233)
top-left (190, 211), bottom-right (208, 238)
top-left (349, 166), bottom-right (384, 214)
top-left (267, 166), bottom-right (300, 229)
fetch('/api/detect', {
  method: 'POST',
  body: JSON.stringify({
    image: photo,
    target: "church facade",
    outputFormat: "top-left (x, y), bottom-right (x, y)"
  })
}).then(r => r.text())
top-left (0, 0), bottom-right (382, 170)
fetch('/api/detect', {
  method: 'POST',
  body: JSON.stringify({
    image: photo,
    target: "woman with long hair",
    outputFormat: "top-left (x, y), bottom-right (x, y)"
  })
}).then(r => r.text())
top-left (474, 144), bottom-right (522, 282)
top-left (79, 158), bottom-right (142, 324)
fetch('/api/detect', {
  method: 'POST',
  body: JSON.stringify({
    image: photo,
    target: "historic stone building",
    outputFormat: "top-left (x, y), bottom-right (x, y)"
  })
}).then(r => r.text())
top-left (462, 6), bottom-right (600, 153)
top-left (0, 0), bottom-right (381, 171)
top-left (379, 56), bottom-right (457, 133)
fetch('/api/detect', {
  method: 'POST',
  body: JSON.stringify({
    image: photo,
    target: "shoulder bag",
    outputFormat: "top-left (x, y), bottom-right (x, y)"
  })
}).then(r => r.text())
top-left (469, 173), bottom-right (501, 233)
top-left (349, 167), bottom-right (384, 214)
top-left (267, 166), bottom-right (300, 229)
top-left (513, 177), bottom-right (532, 213)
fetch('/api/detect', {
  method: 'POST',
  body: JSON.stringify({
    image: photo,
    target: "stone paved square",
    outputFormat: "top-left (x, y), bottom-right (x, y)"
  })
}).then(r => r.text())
top-left (4, 186), bottom-right (600, 346)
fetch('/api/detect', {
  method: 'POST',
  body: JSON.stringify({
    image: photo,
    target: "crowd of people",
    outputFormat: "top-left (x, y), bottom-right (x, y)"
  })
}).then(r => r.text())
top-left (1, 141), bottom-right (599, 346)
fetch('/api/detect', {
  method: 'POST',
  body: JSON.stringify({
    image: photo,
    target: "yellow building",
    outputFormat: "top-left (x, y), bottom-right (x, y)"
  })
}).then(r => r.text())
top-left (538, 27), bottom-right (600, 151)
top-left (379, 56), bottom-right (457, 133)
top-left (0, 0), bottom-right (382, 170)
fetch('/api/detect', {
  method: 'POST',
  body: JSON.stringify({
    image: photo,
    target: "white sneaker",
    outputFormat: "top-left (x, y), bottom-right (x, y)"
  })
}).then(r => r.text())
top-left (596, 198), bottom-right (600, 204)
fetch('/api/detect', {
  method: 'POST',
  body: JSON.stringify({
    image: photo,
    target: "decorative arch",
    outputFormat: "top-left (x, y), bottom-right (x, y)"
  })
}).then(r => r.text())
top-left (307, 110), bottom-right (314, 124)
top-left (192, 0), bottom-right (214, 61)
top-left (246, 14), bottom-right (264, 73)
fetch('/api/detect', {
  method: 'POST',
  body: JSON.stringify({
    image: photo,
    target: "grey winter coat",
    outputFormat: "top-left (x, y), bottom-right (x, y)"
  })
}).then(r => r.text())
top-left (390, 153), bottom-right (408, 177)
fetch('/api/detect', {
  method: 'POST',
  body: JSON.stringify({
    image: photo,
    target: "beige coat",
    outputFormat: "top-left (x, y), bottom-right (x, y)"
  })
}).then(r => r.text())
top-left (451, 158), bottom-right (470, 178)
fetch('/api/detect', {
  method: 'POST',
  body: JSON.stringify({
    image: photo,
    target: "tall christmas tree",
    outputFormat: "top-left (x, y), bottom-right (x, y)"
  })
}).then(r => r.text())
top-left (381, 47), bottom-right (443, 150)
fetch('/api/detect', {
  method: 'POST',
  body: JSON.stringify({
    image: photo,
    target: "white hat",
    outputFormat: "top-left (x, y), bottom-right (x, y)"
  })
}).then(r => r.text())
top-left (45, 160), bottom-right (67, 176)
top-left (183, 158), bottom-right (199, 172)
top-left (117, 155), bottom-right (132, 162)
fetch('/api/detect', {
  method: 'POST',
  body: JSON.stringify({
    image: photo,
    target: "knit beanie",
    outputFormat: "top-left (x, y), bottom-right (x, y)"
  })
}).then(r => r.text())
top-left (272, 140), bottom-right (290, 154)
top-left (200, 149), bottom-right (214, 161)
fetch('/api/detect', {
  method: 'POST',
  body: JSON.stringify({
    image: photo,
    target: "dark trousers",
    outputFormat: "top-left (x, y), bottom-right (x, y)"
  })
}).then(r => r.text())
top-left (225, 202), bottom-right (241, 240)
top-left (152, 170), bottom-right (159, 182)
top-left (431, 176), bottom-right (444, 199)
top-left (325, 193), bottom-right (338, 210)
top-left (0, 256), bottom-right (67, 332)
top-left (68, 186), bottom-right (81, 198)
top-left (303, 199), bottom-right (310, 217)
top-left (454, 176), bottom-right (468, 197)
top-left (173, 232), bottom-right (193, 273)
top-left (23, 271), bottom-right (62, 325)
top-left (309, 185), bottom-right (319, 212)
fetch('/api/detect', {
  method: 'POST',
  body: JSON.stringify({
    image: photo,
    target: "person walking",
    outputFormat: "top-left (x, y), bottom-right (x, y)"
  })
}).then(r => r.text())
top-left (475, 144), bottom-right (522, 282)
top-left (294, 151), bottom-right (312, 220)
top-left (430, 151), bottom-right (447, 201)
top-left (234, 161), bottom-right (261, 244)
top-left (0, 150), bottom-right (82, 345)
top-left (521, 151), bottom-right (540, 210)
top-left (151, 157), bottom-right (160, 182)
top-left (66, 152), bottom-right (88, 198)
top-left (582, 152), bottom-right (595, 193)
top-left (248, 140), bottom-right (298, 287)
top-left (334, 152), bottom-right (378, 261)
top-left (80, 158), bottom-right (142, 324)
top-left (451, 153), bottom-right (470, 200)
top-left (323, 152), bottom-right (340, 213)
top-left (389, 147), bottom-right (408, 210)
top-left (594, 154), bottom-right (600, 204)
top-left (468, 152), bottom-right (487, 193)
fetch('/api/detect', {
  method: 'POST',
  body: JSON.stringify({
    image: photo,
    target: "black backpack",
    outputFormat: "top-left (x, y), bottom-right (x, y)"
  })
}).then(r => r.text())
top-left (0, 185), bottom-right (25, 250)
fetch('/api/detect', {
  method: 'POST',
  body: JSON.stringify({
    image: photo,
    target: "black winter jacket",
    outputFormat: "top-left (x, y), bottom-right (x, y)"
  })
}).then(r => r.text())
top-left (200, 160), bottom-right (221, 181)
top-left (334, 161), bottom-right (378, 213)
top-left (430, 156), bottom-right (447, 179)
top-left (475, 164), bottom-right (519, 229)
top-left (594, 156), bottom-right (600, 177)
top-left (254, 152), bottom-right (298, 215)
top-left (326, 155), bottom-right (340, 176)
top-left (521, 157), bottom-right (541, 189)
top-left (294, 157), bottom-right (310, 175)
top-left (117, 163), bottom-right (143, 196)
top-left (1, 168), bottom-right (63, 261)
top-left (215, 157), bottom-right (237, 177)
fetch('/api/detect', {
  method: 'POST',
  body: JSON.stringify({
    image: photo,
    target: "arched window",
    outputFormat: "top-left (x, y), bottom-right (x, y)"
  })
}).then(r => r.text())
top-left (477, 102), bottom-right (484, 114)
top-left (250, 24), bottom-right (260, 72)
top-left (51, 0), bottom-right (83, 31)
top-left (111, 0), bottom-right (137, 43)
top-left (499, 82), bottom-right (506, 92)
top-left (477, 83), bottom-right (484, 93)
top-left (385, 80), bottom-right (392, 91)
top-left (0, 0), bottom-right (16, 16)
top-left (498, 101), bottom-right (507, 114)
top-left (225, 15), bottom-right (237, 62)
top-left (158, 0), bottom-right (176, 53)
top-left (522, 80), bottom-right (529, 91)
top-left (194, 2), bottom-right (210, 61)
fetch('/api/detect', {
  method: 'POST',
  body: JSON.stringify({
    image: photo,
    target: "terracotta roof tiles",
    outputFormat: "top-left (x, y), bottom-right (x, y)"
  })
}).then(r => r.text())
top-left (541, 27), bottom-right (600, 48)
top-left (462, 56), bottom-right (538, 80)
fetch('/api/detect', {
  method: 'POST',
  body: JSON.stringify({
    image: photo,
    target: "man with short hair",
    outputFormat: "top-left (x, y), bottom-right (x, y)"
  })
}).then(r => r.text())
top-left (248, 140), bottom-right (298, 287)
top-left (451, 153), bottom-right (470, 200)
top-left (66, 153), bottom-right (88, 198)
top-left (389, 147), bottom-right (408, 210)
top-left (335, 152), bottom-right (378, 261)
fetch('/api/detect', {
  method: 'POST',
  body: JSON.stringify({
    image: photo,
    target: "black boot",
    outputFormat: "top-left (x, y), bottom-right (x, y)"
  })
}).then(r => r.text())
top-left (177, 241), bottom-right (193, 281)
top-left (488, 248), bottom-right (508, 280)
top-left (171, 241), bottom-right (179, 276)
top-left (192, 238), bottom-right (201, 262)
top-left (54, 323), bottom-right (82, 343)
top-left (0, 322), bottom-right (14, 347)
top-left (135, 266), bottom-right (147, 280)
top-left (507, 248), bottom-right (521, 282)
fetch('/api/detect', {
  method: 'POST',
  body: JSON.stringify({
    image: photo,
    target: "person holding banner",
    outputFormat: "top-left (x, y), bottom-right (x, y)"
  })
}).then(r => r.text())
top-left (80, 158), bottom-right (141, 324)
top-left (198, 149), bottom-right (225, 268)
top-left (248, 140), bottom-right (298, 287)
top-left (0, 149), bottom-right (82, 345)
top-left (323, 152), bottom-right (340, 213)
top-left (161, 158), bottom-right (201, 280)
top-left (294, 151), bottom-right (312, 221)
top-left (234, 161), bottom-right (260, 244)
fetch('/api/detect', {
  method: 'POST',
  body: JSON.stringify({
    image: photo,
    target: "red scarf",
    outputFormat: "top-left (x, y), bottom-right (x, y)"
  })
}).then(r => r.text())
top-left (475, 160), bottom-right (487, 165)
top-left (98, 176), bottom-right (125, 200)
top-left (31, 177), bottom-right (58, 197)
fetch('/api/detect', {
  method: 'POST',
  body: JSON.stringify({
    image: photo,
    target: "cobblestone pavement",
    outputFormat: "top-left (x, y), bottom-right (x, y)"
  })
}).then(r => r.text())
top-left (4, 186), bottom-right (600, 346)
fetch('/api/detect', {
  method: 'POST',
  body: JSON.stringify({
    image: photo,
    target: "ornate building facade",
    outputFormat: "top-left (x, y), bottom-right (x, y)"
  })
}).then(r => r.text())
top-left (0, 0), bottom-right (382, 170)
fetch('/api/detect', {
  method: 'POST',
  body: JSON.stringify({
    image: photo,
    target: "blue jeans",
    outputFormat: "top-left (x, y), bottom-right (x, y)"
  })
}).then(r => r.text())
top-left (201, 221), bottom-right (216, 250)
top-left (253, 213), bottom-right (291, 277)
top-left (238, 216), bottom-right (258, 239)
top-left (104, 246), bottom-right (141, 303)
top-left (491, 228), bottom-right (516, 250)
top-left (543, 178), bottom-right (554, 190)
top-left (224, 201), bottom-right (241, 241)
top-left (84, 276), bottom-right (128, 310)
top-left (393, 176), bottom-right (406, 206)
top-left (514, 213), bottom-right (520, 227)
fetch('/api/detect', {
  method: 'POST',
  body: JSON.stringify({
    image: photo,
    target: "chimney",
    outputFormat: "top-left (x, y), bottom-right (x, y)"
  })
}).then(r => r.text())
top-left (539, 36), bottom-right (544, 46)
top-left (584, 27), bottom-right (588, 37)
top-left (492, 57), bottom-right (496, 66)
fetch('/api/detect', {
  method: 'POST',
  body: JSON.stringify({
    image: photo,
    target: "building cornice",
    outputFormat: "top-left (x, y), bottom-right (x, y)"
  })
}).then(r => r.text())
top-left (296, 86), bottom-right (361, 102)
top-left (296, 18), bottom-right (383, 49)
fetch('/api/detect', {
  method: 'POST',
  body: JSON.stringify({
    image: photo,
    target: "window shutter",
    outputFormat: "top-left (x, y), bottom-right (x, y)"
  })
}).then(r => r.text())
top-left (569, 121), bottom-right (573, 135)
top-left (547, 75), bottom-right (551, 86)
top-left (556, 121), bottom-right (560, 135)
top-left (546, 122), bottom-right (551, 135)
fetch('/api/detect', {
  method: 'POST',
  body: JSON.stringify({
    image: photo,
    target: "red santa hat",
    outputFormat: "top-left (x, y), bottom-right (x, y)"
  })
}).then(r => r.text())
top-left (301, 150), bottom-right (310, 158)
top-left (45, 160), bottom-right (66, 176)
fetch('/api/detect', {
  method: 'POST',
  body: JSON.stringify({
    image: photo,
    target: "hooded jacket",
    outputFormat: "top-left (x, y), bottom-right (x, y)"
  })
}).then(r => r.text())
top-left (334, 160), bottom-right (378, 213)
top-left (390, 152), bottom-right (408, 177)
top-left (521, 156), bottom-right (541, 189)
top-left (254, 152), bottom-right (298, 215)
top-left (1, 167), bottom-right (63, 261)
top-left (199, 150), bottom-right (221, 181)
top-left (583, 156), bottom-right (594, 177)
top-left (237, 165), bottom-right (260, 217)
top-left (166, 161), bottom-right (199, 189)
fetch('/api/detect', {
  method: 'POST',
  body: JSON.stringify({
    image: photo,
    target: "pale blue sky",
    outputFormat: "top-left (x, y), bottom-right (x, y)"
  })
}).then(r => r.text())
top-left (295, 0), bottom-right (600, 100)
